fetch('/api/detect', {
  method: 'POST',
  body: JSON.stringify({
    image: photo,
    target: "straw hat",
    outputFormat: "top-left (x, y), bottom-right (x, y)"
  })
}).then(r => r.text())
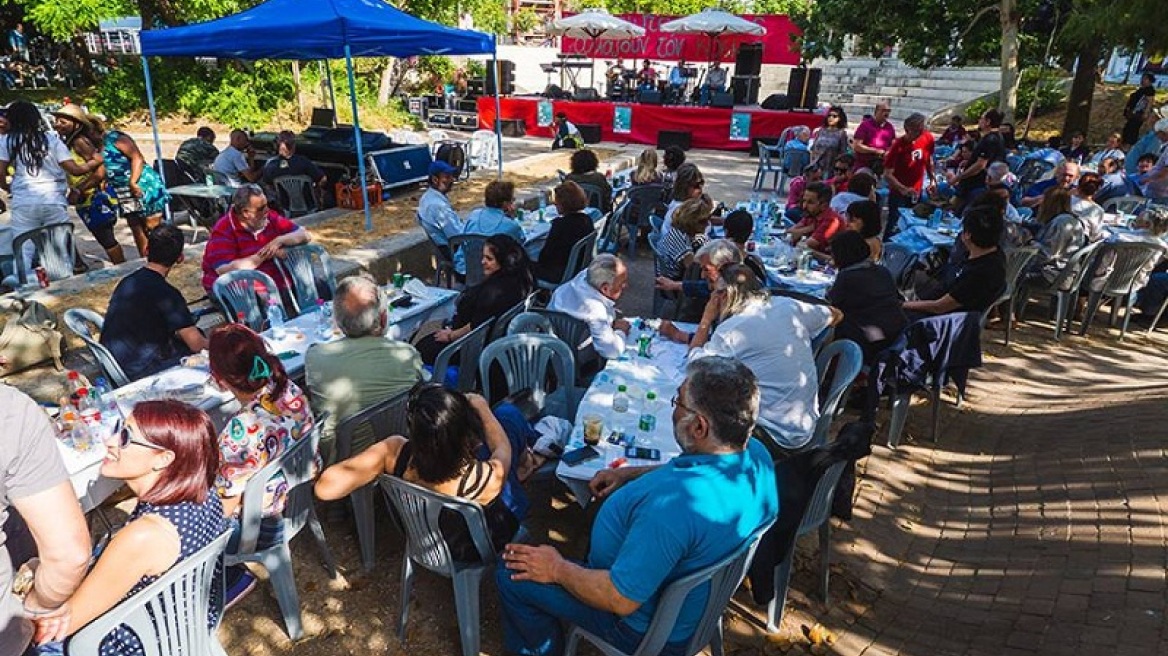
top-left (50, 103), bottom-right (92, 130)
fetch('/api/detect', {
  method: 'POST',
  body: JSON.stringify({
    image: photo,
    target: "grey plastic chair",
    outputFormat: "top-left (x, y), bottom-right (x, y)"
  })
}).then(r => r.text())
top-left (1017, 240), bottom-right (1103, 340)
top-left (273, 175), bottom-right (318, 218)
top-left (377, 474), bottom-right (500, 656)
top-left (623, 184), bottom-right (667, 255)
top-left (577, 182), bottom-right (606, 211)
top-left (565, 528), bottom-right (770, 656)
top-left (12, 221), bottom-right (78, 285)
top-left (778, 147), bottom-right (811, 193)
top-left (1102, 195), bottom-right (1149, 216)
top-left (432, 320), bottom-right (493, 392)
top-left (809, 325), bottom-right (835, 359)
top-left (532, 307), bottom-right (604, 386)
top-left (479, 333), bottom-right (578, 420)
top-left (66, 530), bottom-right (232, 656)
top-left (487, 297), bottom-right (532, 343)
top-left (598, 201), bottom-right (630, 255)
top-left (62, 308), bottom-right (131, 387)
top-left (506, 311), bottom-right (554, 335)
top-left (537, 230), bottom-right (598, 292)
top-left (878, 242), bottom-right (918, 291)
top-left (766, 460), bottom-right (847, 633)
top-left (1147, 295), bottom-right (1168, 337)
top-left (275, 243), bottom-right (335, 316)
top-left (448, 233), bottom-right (490, 287)
top-left (753, 143), bottom-right (784, 190)
top-left (810, 340), bottom-right (862, 448)
top-left (211, 269), bottom-right (282, 332)
top-left (335, 391), bottom-right (410, 573)
top-left (227, 421), bottom-right (336, 640)
top-left (1076, 242), bottom-right (1165, 340)
top-left (981, 246), bottom-right (1038, 346)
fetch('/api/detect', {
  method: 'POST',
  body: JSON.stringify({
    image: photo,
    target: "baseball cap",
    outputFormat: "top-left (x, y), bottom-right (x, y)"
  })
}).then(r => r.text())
top-left (1155, 117), bottom-right (1168, 134)
top-left (429, 160), bottom-right (457, 176)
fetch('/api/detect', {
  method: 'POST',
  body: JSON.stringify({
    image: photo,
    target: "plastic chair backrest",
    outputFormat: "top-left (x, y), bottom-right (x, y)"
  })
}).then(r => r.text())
top-left (597, 203), bottom-right (627, 254)
top-left (274, 175), bottom-right (317, 218)
top-left (211, 269), bottom-right (281, 332)
top-left (625, 185), bottom-right (666, 227)
top-left (797, 460), bottom-right (847, 535)
top-left (506, 311), bottom-right (554, 335)
top-left (234, 419), bottom-right (322, 555)
top-left (560, 231), bottom-right (598, 284)
top-left (757, 143), bottom-right (782, 170)
top-left (432, 320), bottom-right (493, 392)
top-left (448, 233), bottom-right (490, 287)
top-left (478, 333), bottom-right (575, 416)
top-left (335, 390), bottom-right (409, 462)
top-left (275, 243), bottom-right (335, 314)
top-left (577, 183), bottom-right (606, 210)
top-left (65, 530), bottom-right (231, 656)
top-left (999, 246), bottom-right (1039, 301)
top-left (1102, 195), bottom-right (1148, 216)
top-left (156, 158), bottom-right (197, 187)
top-left (1093, 242), bottom-right (1165, 296)
top-left (62, 308), bottom-right (131, 387)
top-left (468, 130), bottom-right (498, 169)
top-left (810, 325), bottom-right (835, 359)
top-left (533, 309), bottom-right (593, 353)
top-left (12, 221), bottom-right (76, 285)
top-left (377, 474), bottom-right (495, 575)
top-left (811, 340), bottom-right (862, 446)
top-left (1017, 158), bottom-right (1055, 188)
top-left (1037, 214), bottom-right (1085, 263)
top-left (1048, 239), bottom-right (1103, 293)
top-left (428, 129), bottom-right (450, 143)
top-left (487, 298), bottom-right (529, 343)
top-left (781, 148), bottom-right (811, 177)
top-left (878, 242), bottom-right (917, 289)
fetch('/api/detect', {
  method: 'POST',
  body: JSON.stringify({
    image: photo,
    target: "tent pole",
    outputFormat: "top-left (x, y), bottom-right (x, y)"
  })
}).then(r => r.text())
top-left (344, 46), bottom-right (372, 232)
top-left (324, 60), bottom-right (338, 112)
top-left (492, 39), bottom-right (503, 179)
top-left (140, 54), bottom-right (169, 223)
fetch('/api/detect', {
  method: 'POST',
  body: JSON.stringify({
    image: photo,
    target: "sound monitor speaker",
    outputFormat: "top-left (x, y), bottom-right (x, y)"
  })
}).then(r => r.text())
top-left (787, 67), bottom-right (822, 110)
top-left (638, 89), bottom-right (663, 105)
top-left (657, 130), bottom-right (692, 151)
top-left (457, 98), bottom-right (478, 113)
top-left (731, 76), bottom-right (760, 105)
top-left (310, 107), bottom-right (336, 128)
top-left (498, 118), bottom-right (526, 137)
top-left (485, 60), bottom-right (515, 95)
top-left (710, 92), bottom-right (735, 108)
top-left (451, 113), bottom-right (478, 130)
top-left (577, 123), bottom-right (602, 144)
top-left (573, 87), bottom-right (601, 102)
top-left (734, 43), bottom-right (763, 77)
top-left (761, 93), bottom-right (791, 111)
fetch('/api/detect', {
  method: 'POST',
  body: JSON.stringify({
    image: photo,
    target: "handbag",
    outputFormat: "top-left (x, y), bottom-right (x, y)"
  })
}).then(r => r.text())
top-left (113, 185), bottom-right (145, 218)
top-left (0, 298), bottom-right (66, 375)
top-left (83, 185), bottom-right (119, 230)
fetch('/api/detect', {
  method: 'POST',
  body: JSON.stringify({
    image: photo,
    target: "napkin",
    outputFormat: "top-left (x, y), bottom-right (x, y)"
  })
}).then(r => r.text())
top-left (403, 278), bottom-right (429, 300)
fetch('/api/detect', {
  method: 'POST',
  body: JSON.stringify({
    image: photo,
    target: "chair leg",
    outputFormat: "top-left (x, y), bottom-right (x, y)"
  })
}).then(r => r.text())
top-left (1004, 296), bottom-right (1015, 346)
top-left (1078, 292), bottom-right (1104, 336)
top-left (306, 507), bottom-right (337, 578)
top-left (886, 392), bottom-right (911, 448)
top-left (1119, 293), bottom-right (1134, 342)
top-left (351, 484), bottom-right (376, 572)
top-left (564, 626), bottom-right (583, 656)
top-left (709, 622), bottom-right (726, 656)
top-left (819, 521), bottom-right (832, 604)
top-left (753, 170), bottom-right (763, 190)
top-left (929, 386), bottom-right (942, 443)
top-left (767, 554), bottom-right (795, 633)
top-left (398, 556), bottom-right (415, 640)
top-left (452, 567), bottom-right (486, 656)
top-left (261, 544), bottom-right (303, 640)
top-left (1148, 297), bottom-right (1168, 337)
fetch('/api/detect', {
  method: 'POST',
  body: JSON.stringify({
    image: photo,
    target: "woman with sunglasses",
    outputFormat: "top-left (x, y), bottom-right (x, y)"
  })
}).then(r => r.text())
top-left (207, 323), bottom-right (314, 606)
top-left (810, 105), bottom-right (849, 173)
top-left (30, 401), bottom-right (227, 654)
top-left (316, 383), bottom-right (528, 561)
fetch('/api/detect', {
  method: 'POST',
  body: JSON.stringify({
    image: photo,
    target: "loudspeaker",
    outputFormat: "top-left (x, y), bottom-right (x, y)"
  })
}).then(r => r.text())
top-left (638, 89), bottom-right (663, 105)
top-left (573, 87), bottom-right (601, 102)
top-left (577, 123), bottom-right (602, 144)
top-left (498, 118), bottom-right (526, 137)
top-left (731, 76), bottom-right (760, 105)
top-left (787, 67), bottom-right (822, 110)
top-left (457, 98), bottom-right (478, 113)
top-left (657, 130), bottom-right (692, 151)
top-left (734, 43), bottom-right (763, 77)
top-left (451, 113), bottom-right (478, 130)
top-left (710, 92), bottom-right (735, 108)
top-left (761, 93), bottom-right (791, 111)
top-left (486, 60), bottom-right (515, 96)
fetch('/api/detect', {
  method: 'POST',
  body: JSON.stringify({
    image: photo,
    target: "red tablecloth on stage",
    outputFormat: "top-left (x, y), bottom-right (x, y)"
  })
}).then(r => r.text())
top-left (477, 96), bottom-right (821, 152)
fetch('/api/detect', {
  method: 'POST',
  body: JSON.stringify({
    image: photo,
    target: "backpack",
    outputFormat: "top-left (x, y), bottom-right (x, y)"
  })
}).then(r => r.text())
top-left (0, 298), bottom-right (66, 375)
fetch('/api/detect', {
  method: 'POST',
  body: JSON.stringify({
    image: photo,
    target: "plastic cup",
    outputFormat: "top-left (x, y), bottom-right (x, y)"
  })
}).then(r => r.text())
top-left (582, 414), bottom-right (604, 446)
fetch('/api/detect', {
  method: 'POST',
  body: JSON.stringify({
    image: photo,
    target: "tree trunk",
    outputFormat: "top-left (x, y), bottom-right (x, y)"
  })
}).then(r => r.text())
top-left (378, 59), bottom-right (393, 106)
top-left (1063, 42), bottom-right (1102, 139)
top-left (998, 0), bottom-right (1020, 122)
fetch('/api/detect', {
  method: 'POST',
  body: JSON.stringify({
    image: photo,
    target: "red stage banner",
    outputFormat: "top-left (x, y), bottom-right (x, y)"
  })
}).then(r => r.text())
top-left (559, 14), bottom-right (801, 65)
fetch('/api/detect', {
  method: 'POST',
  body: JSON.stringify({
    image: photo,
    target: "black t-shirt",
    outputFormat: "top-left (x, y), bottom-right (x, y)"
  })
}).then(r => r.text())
top-left (959, 132), bottom-right (1006, 193)
top-left (261, 154), bottom-right (325, 185)
top-left (826, 261), bottom-right (909, 359)
top-left (535, 211), bottom-right (594, 283)
top-left (100, 268), bottom-right (198, 381)
top-left (945, 249), bottom-right (1006, 312)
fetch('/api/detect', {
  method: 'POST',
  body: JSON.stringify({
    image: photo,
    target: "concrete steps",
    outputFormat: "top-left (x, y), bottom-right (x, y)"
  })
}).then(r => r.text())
top-left (813, 56), bottom-right (999, 122)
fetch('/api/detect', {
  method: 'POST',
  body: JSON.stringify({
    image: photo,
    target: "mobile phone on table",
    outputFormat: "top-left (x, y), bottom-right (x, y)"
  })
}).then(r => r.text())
top-left (562, 445), bottom-right (601, 466)
top-left (625, 446), bottom-right (661, 461)
top-left (606, 431), bottom-right (632, 446)
top-left (390, 294), bottom-right (416, 309)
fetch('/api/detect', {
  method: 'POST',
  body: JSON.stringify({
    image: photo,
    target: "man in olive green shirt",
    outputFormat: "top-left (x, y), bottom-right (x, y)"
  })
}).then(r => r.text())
top-left (305, 275), bottom-right (423, 464)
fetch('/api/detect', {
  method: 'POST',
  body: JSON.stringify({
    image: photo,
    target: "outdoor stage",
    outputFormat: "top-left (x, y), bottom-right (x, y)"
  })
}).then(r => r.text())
top-left (476, 96), bottom-right (821, 151)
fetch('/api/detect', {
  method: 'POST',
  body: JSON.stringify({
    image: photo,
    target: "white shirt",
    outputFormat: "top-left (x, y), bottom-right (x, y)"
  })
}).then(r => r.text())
top-left (1070, 196), bottom-right (1105, 242)
top-left (830, 191), bottom-right (868, 216)
top-left (661, 199), bottom-right (683, 235)
top-left (548, 269), bottom-right (626, 359)
top-left (0, 132), bottom-right (72, 208)
top-left (417, 187), bottom-right (463, 247)
top-left (213, 145), bottom-right (250, 187)
top-left (689, 297), bottom-right (833, 449)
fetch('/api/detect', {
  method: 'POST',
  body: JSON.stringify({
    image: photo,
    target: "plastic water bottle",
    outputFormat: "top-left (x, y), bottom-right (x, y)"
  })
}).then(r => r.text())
top-left (638, 392), bottom-right (658, 433)
top-left (92, 377), bottom-right (121, 428)
top-left (538, 193), bottom-right (547, 222)
top-left (750, 192), bottom-right (760, 215)
top-left (267, 298), bottom-right (287, 339)
top-left (318, 299), bottom-right (334, 338)
top-left (612, 384), bottom-right (630, 413)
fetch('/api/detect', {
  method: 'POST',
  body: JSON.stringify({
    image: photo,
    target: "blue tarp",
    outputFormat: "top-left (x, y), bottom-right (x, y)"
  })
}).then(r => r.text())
top-left (139, 0), bottom-right (495, 60)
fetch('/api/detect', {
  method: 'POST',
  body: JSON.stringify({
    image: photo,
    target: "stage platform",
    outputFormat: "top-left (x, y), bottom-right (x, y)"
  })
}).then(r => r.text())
top-left (477, 96), bottom-right (822, 152)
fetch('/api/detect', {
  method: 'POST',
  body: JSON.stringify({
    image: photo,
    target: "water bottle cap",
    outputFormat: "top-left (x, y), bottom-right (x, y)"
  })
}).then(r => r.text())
top-left (646, 392), bottom-right (656, 400)
top-left (618, 384), bottom-right (627, 392)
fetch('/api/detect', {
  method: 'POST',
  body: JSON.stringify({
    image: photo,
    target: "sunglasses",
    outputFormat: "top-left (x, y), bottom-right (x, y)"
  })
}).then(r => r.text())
top-left (114, 420), bottom-right (168, 451)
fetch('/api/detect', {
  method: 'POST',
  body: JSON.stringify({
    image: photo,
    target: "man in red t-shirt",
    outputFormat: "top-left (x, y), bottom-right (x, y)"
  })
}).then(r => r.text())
top-left (201, 184), bottom-right (312, 293)
top-left (852, 101), bottom-right (897, 170)
top-left (883, 112), bottom-right (937, 238)
top-left (789, 181), bottom-right (845, 257)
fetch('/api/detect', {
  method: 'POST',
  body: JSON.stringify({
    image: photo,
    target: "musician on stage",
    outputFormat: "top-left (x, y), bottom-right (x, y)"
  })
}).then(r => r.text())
top-left (669, 59), bottom-right (689, 104)
top-left (637, 59), bottom-right (657, 91)
top-left (701, 60), bottom-right (728, 106)
top-left (606, 59), bottom-right (626, 99)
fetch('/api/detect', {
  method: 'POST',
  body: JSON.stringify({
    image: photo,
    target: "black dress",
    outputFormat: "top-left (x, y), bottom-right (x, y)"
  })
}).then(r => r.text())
top-left (416, 269), bottom-right (531, 363)
top-left (534, 211), bottom-right (594, 283)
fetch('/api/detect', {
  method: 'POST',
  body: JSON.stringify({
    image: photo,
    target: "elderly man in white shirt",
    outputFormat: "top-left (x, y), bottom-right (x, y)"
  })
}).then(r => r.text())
top-left (548, 254), bottom-right (631, 360)
top-left (417, 160), bottom-right (463, 260)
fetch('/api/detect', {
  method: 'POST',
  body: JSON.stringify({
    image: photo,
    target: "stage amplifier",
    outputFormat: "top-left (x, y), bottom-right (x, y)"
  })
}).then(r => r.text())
top-left (638, 90), bottom-right (663, 105)
top-left (426, 110), bottom-right (479, 130)
top-left (731, 76), bottom-right (760, 105)
top-left (486, 60), bottom-right (516, 96)
top-left (711, 92), bottom-right (735, 108)
top-left (787, 68), bottom-right (822, 110)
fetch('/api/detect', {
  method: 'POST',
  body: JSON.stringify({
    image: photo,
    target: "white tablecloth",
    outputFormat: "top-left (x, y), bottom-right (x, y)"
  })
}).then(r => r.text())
top-left (57, 442), bottom-right (123, 514)
top-left (556, 323), bottom-right (694, 507)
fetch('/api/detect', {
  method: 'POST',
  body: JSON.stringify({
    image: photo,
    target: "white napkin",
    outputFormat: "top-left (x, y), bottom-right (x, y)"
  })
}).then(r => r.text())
top-left (403, 278), bottom-right (429, 300)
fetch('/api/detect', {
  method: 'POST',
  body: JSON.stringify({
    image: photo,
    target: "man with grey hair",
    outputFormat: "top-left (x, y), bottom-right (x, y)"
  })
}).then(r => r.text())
top-left (654, 237), bottom-right (743, 298)
top-left (548, 253), bottom-right (630, 359)
top-left (882, 111), bottom-right (936, 239)
top-left (305, 274), bottom-right (422, 463)
top-left (852, 100), bottom-right (896, 171)
top-left (200, 183), bottom-right (310, 293)
top-left (496, 355), bottom-right (778, 656)
top-left (1020, 159), bottom-right (1080, 209)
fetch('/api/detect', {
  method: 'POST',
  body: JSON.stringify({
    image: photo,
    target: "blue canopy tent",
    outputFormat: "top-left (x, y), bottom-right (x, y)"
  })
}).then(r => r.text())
top-left (139, 0), bottom-right (502, 231)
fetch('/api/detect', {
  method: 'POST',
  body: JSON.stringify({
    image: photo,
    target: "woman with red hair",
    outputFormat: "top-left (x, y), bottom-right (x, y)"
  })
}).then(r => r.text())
top-left (30, 401), bottom-right (227, 654)
top-left (207, 323), bottom-right (315, 605)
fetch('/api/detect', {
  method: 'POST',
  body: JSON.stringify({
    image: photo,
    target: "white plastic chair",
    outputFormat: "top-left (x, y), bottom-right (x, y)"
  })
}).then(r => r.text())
top-left (810, 339), bottom-right (863, 447)
top-left (66, 530), bottom-right (232, 656)
top-left (63, 308), bottom-right (131, 387)
top-left (467, 129), bottom-right (499, 171)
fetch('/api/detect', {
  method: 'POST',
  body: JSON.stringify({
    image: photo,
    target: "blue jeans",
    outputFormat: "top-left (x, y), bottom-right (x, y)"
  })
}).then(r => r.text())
top-left (495, 563), bottom-right (686, 656)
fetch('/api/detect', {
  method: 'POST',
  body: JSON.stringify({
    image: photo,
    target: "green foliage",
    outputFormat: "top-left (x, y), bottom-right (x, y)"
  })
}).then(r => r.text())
top-left (21, 0), bottom-right (132, 40)
top-left (512, 8), bottom-right (540, 34)
top-left (965, 67), bottom-right (1066, 119)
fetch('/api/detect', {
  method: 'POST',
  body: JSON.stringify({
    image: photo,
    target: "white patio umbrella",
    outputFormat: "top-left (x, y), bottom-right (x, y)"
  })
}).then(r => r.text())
top-left (660, 9), bottom-right (766, 92)
top-left (551, 9), bottom-right (646, 89)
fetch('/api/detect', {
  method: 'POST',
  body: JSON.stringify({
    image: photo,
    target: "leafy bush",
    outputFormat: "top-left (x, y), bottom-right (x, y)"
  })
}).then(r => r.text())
top-left (966, 66), bottom-right (1066, 119)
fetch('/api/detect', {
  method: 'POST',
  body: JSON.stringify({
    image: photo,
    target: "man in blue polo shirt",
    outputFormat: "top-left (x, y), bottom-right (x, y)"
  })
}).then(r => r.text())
top-left (497, 356), bottom-right (778, 656)
top-left (416, 159), bottom-right (462, 260)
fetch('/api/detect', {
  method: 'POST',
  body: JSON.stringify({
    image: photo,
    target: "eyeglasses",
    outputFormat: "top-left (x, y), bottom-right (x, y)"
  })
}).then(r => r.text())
top-left (835, 167), bottom-right (849, 173)
top-left (114, 420), bottom-right (168, 451)
top-left (828, 113), bottom-right (840, 118)
top-left (670, 395), bottom-right (705, 421)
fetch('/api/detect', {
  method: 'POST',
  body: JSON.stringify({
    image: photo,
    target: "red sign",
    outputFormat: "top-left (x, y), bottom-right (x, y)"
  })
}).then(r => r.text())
top-left (559, 14), bottom-right (801, 66)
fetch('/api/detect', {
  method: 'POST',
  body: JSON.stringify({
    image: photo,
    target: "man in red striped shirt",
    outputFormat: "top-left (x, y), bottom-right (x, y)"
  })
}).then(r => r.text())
top-left (201, 184), bottom-right (310, 293)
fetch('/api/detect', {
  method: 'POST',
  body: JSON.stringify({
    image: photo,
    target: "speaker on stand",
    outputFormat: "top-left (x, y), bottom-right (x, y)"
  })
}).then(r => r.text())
top-left (486, 60), bottom-right (515, 96)
top-left (734, 43), bottom-right (763, 76)
top-left (786, 67), bottom-right (822, 111)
